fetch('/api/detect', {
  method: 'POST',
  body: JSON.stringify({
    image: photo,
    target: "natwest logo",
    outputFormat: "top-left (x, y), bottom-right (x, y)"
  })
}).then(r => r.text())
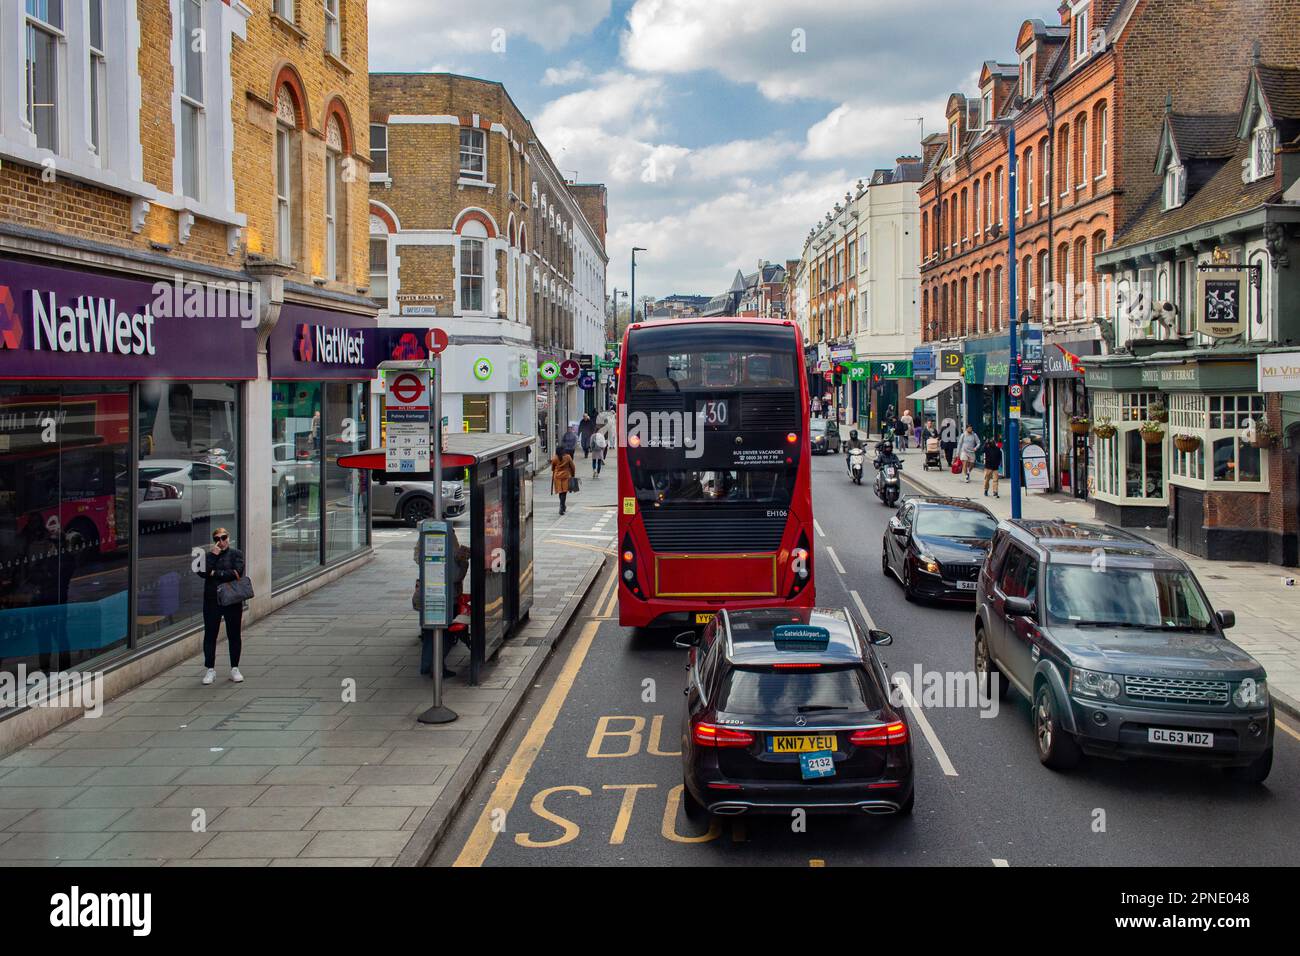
top-left (295, 323), bottom-right (365, 366)
top-left (25, 289), bottom-right (156, 356)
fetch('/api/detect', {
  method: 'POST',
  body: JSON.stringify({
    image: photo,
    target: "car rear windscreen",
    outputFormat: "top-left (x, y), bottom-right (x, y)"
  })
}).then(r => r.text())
top-left (718, 667), bottom-right (880, 716)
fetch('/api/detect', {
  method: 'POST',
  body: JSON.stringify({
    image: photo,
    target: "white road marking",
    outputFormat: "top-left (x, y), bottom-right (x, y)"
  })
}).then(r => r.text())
top-left (992, 859), bottom-right (1010, 867)
top-left (825, 546), bottom-right (847, 575)
top-left (851, 588), bottom-right (960, 779)
top-left (813, 519), bottom-right (826, 538)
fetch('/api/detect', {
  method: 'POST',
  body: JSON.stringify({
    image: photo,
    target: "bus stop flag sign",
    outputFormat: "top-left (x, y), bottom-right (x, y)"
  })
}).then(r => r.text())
top-left (385, 369), bottom-right (431, 473)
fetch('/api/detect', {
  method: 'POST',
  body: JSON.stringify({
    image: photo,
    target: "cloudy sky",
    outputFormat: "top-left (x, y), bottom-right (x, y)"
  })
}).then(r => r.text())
top-left (369, 0), bottom-right (1035, 300)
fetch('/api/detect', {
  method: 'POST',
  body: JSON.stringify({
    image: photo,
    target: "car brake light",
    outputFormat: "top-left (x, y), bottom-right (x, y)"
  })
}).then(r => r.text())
top-left (849, 721), bottom-right (909, 747)
top-left (772, 662), bottom-right (821, 669)
top-left (693, 722), bottom-right (755, 748)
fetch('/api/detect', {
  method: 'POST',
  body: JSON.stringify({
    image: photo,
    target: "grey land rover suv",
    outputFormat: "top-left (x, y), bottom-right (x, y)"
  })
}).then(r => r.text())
top-left (974, 519), bottom-right (1273, 783)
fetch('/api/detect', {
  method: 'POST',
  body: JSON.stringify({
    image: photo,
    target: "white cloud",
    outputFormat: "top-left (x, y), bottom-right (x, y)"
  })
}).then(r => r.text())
top-left (369, 0), bottom-right (611, 67)
top-left (542, 60), bottom-right (592, 86)
top-left (802, 99), bottom-right (946, 162)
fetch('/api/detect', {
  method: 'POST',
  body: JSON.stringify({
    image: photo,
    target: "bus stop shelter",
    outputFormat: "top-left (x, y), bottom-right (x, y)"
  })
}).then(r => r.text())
top-left (339, 433), bottom-right (535, 685)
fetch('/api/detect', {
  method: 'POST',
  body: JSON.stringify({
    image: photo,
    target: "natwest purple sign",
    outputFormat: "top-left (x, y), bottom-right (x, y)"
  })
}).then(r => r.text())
top-left (270, 304), bottom-right (430, 379)
top-left (0, 257), bottom-right (257, 380)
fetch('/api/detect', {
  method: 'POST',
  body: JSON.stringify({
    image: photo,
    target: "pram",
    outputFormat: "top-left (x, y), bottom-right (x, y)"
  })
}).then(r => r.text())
top-left (923, 436), bottom-right (942, 471)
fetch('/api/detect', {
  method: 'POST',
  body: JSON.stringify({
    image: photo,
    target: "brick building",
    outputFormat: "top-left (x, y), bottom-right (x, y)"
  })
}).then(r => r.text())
top-left (0, 0), bottom-right (378, 749)
top-left (917, 0), bottom-right (1300, 494)
top-left (367, 73), bottom-right (607, 452)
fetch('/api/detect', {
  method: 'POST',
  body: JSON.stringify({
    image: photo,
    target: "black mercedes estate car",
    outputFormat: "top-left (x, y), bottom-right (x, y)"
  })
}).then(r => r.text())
top-left (677, 607), bottom-right (914, 818)
top-left (974, 520), bottom-right (1273, 783)
top-left (882, 497), bottom-right (998, 602)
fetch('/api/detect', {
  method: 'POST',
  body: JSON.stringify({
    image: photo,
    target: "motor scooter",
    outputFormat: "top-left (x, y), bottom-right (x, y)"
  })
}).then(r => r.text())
top-left (874, 457), bottom-right (902, 506)
top-left (848, 447), bottom-right (865, 485)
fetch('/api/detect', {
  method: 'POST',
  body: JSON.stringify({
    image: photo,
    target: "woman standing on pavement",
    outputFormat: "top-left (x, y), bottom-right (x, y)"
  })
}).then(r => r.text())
top-left (196, 527), bottom-right (245, 685)
top-left (551, 448), bottom-right (575, 515)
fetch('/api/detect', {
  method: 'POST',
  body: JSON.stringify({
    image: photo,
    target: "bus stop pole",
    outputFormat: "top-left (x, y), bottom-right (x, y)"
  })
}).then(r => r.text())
top-left (419, 350), bottom-right (457, 724)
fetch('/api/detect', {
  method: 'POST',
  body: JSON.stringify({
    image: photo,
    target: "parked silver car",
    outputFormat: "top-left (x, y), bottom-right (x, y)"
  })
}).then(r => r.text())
top-left (372, 476), bottom-right (466, 524)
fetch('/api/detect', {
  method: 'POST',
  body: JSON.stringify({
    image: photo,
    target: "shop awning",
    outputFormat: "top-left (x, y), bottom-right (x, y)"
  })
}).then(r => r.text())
top-left (907, 379), bottom-right (960, 402)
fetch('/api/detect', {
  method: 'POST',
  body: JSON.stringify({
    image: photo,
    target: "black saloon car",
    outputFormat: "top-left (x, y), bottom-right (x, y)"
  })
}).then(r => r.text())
top-left (882, 497), bottom-right (998, 602)
top-left (974, 520), bottom-right (1274, 782)
top-left (809, 418), bottom-right (841, 454)
top-left (677, 607), bottom-right (914, 818)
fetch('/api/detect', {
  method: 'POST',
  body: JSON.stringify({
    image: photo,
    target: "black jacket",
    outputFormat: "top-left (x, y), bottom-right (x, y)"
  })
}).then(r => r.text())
top-left (983, 444), bottom-right (1004, 471)
top-left (197, 546), bottom-right (245, 604)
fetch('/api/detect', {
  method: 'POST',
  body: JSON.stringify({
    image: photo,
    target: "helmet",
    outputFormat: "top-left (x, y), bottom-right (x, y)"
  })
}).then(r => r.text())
top-left (849, 429), bottom-right (859, 440)
top-left (879, 441), bottom-right (894, 455)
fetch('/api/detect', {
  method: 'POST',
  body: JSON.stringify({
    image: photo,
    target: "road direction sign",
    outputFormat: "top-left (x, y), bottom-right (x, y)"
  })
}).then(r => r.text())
top-left (473, 357), bottom-right (493, 381)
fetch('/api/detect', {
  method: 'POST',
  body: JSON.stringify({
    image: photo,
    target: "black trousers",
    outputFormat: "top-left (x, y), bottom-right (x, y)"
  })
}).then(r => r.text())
top-left (558, 492), bottom-right (568, 514)
top-left (203, 601), bottom-right (243, 668)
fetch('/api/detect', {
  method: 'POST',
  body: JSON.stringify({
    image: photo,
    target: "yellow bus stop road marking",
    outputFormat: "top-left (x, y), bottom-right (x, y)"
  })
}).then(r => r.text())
top-left (1277, 719), bottom-right (1300, 743)
top-left (454, 582), bottom-right (610, 867)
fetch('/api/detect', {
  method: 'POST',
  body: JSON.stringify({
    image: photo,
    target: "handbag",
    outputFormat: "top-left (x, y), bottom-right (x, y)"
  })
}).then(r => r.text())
top-left (569, 475), bottom-right (581, 494)
top-left (951, 459), bottom-right (964, 475)
top-left (217, 573), bottom-right (254, 607)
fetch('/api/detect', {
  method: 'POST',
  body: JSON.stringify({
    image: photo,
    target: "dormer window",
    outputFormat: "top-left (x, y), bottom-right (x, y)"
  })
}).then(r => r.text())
top-left (1250, 122), bottom-right (1276, 181)
top-left (1163, 163), bottom-right (1185, 210)
top-left (982, 90), bottom-right (993, 127)
top-left (1074, 2), bottom-right (1091, 61)
top-left (1021, 54), bottom-right (1035, 99)
top-left (950, 119), bottom-right (960, 153)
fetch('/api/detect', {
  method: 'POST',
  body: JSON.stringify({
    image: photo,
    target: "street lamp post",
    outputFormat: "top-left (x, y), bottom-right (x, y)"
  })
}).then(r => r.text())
top-left (631, 246), bottom-right (647, 332)
top-left (1005, 123), bottom-right (1023, 520)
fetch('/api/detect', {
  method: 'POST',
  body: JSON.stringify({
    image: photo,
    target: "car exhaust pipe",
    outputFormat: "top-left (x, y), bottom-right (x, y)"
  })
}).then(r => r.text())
top-left (861, 804), bottom-right (898, 816)
top-left (710, 805), bottom-right (747, 816)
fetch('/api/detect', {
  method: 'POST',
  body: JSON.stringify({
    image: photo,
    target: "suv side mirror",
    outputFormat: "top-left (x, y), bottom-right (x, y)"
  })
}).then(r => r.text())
top-left (1005, 595), bottom-right (1035, 619)
top-left (674, 631), bottom-right (698, 649)
top-left (1216, 609), bottom-right (1236, 630)
top-left (868, 629), bottom-right (894, 646)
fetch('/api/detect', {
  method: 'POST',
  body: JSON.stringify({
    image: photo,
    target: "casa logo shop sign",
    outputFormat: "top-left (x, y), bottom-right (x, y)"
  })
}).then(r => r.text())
top-left (1258, 351), bottom-right (1300, 393)
top-left (0, 260), bottom-right (256, 379)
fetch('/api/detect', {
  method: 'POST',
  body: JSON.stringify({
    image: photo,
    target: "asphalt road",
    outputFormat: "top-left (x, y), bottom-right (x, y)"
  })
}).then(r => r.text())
top-left (435, 453), bottom-right (1300, 867)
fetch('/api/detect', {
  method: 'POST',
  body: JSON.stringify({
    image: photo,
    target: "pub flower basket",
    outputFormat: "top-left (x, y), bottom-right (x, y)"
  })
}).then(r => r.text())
top-left (1139, 420), bottom-right (1166, 445)
top-left (1251, 421), bottom-right (1279, 449)
top-left (1069, 416), bottom-right (1092, 436)
top-left (1174, 433), bottom-right (1202, 454)
top-left (1093, 417), bottom-right (1117, 440)
top-left (1149, 401), bottom-right (1169, 423)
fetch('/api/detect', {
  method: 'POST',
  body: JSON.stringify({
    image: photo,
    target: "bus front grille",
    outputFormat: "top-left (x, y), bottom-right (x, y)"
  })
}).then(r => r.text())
top-left (641, 505), bottom-right (788, 553)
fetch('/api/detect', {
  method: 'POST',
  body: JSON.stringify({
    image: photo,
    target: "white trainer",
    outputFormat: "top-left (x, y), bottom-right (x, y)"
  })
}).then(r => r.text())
top-left (202, 669), bottom-right (216, 685)
top-left (230, 668), bottom-right (244, 683)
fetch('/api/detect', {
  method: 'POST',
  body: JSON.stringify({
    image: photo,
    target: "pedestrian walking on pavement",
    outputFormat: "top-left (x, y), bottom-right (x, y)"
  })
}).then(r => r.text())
top-left (591, 429), bottom-right (608, 477)
top-left (893, 416), bottom-right (909, 448)
top-left (551, 449), bottom-right (575, 515)
top-left (579, 414), bottom-right (595, 458)
top-left (196, 527), bottom-right (246, 685)
top-left (958, 425), bottom-right (981, 483)
top-left (982, 439), bottom-right (1003, 498)
top-left (560, 422), bottom-right (579, 456)
top-left (899, 409), bottom-right (914, 449)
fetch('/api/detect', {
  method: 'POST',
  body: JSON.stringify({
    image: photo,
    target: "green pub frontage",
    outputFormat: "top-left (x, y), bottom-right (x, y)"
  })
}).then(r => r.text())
top-left (1083, 59), bottom-right (1300, 565)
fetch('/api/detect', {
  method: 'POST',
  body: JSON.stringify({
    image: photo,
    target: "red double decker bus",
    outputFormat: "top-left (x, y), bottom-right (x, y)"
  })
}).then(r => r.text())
top-left (616, 318), bottom-right (815, 629)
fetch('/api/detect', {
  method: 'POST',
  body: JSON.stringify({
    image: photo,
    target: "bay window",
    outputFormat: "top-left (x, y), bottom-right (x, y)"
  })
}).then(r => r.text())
top-left (1169, 393), bottom-right (1268, 489)
top-left (1091, 391), bottom-right (1167, 504)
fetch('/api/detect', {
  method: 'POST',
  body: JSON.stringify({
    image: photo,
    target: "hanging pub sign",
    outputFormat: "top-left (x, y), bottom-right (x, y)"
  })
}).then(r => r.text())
top-left (1196, 264), bottom-right (1247, 339)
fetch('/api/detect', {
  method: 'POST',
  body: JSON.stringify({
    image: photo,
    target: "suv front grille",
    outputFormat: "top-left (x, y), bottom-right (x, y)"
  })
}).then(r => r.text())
top-left (1124, 675), bottom-right (1230, 705)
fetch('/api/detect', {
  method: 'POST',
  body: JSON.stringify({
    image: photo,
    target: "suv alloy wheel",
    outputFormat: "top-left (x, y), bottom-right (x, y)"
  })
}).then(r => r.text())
top-left (1034, 683), bottom-right (1081, 770)
top-left (974, 628), bottom-right (1009, 701)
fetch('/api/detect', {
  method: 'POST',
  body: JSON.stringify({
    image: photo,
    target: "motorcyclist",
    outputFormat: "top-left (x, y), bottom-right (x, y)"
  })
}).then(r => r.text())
top-left (844, 429), bottom-right (866, 474)
top-left (874, 438), bottom-right (902, 471)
